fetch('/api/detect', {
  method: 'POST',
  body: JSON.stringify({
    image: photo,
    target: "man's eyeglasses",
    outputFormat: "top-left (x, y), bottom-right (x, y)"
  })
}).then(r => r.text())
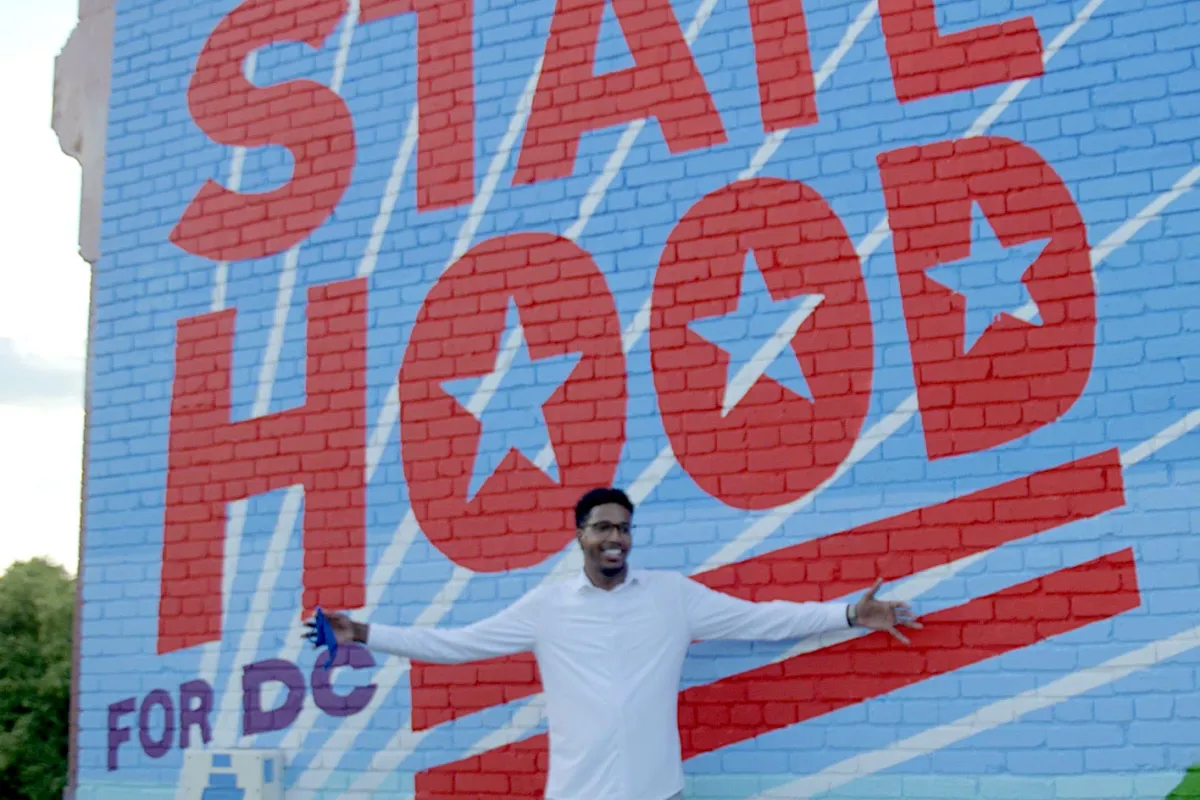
top-left (584, 521), bottom-right (634, 536)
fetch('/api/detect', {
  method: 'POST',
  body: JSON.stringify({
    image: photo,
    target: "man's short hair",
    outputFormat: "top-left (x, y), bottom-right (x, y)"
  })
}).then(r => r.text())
top-left (574, 487), bottom-right (634, 528)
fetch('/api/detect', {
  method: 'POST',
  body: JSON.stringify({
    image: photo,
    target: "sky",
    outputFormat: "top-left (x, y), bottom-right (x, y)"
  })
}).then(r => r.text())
top-left (0, 0), bottom-right (93, 576)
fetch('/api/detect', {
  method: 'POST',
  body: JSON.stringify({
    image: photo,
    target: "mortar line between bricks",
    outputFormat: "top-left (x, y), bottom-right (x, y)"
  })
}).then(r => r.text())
top-left (195, 4), bottom-right (362, 759)
top-left (537, 0), bottom-right (1126, 596)
top-left (231, 31), bottom-right (424, 771)
top-left (697, 156), bottom-right (1197, 577)
top-left (449, 57), bottom-right (545, 266)
top-left (750, 623), bottom-right (1200, 800)
top-left (249, 0), bottom-right (360, 425)
top-left (562, 0), bottom-right (723, 243)
top-left (356, 107), bottom-right (421, 486)
top-left (966, 0), bottom-right (1107, 139)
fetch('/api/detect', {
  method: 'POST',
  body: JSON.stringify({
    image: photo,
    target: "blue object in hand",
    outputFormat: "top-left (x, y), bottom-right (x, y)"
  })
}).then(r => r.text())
top-left (305, 606), bottom-right (338, 670)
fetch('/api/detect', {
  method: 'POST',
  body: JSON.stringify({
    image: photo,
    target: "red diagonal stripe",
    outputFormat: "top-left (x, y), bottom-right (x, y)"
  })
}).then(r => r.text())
top-left (414, 547), bottom-right (1141, 799)
top-left (415, 734), bottom-right (550, 800)
top-left (679, 547), bottom-right (1139, 757)
top-left (411, 449), bottom-right (1125, 730)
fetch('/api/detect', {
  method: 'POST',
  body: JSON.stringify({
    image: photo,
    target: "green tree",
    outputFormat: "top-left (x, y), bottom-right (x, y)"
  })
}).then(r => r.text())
top-left (1169, 766), bottom-right (1200, 799)
top-left (0, 558), bottom-right (74, 800)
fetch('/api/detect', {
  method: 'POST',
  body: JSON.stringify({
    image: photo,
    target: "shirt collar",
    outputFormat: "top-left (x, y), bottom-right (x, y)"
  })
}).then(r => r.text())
top-left (574, 568), bottom-right (641, 593)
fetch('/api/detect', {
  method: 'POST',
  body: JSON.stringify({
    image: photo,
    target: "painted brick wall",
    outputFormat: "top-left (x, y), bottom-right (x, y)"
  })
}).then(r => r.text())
top-left (77, 0), bottom-right (1200, 797)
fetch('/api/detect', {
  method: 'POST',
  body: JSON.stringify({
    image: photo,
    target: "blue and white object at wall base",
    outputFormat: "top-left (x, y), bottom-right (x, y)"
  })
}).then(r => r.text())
top-left (180, 750), bottom-right (283, 800)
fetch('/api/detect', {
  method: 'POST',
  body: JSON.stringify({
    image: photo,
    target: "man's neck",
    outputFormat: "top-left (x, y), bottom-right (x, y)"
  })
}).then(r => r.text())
top-left (584, 563), bottom-right (628, 591)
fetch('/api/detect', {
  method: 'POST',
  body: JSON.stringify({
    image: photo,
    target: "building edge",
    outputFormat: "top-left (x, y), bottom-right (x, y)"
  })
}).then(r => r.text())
top-left (50, 1), bottom-right (116, 796)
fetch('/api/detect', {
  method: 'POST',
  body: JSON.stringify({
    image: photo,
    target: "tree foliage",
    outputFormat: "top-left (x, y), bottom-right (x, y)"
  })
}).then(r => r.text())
top-left (1169, 765), bottom-right (1200, 798)
top-left (0, 558), bottom-right (74, 800)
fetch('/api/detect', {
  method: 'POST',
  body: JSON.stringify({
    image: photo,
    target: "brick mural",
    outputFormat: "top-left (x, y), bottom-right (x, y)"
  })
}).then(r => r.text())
top-left (77, 0), bottom-right (1200, 797)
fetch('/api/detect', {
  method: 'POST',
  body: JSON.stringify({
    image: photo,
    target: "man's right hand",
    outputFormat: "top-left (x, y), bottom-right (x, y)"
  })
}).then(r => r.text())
top-left (303, 610), bottom-right (368, 645)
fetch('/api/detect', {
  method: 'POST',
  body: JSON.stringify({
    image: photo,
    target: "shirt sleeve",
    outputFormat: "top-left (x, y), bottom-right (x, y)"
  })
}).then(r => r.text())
top-left (365, 586), bottom-right (542, 664)
top-left (679, 574), bottom-right (851, 642)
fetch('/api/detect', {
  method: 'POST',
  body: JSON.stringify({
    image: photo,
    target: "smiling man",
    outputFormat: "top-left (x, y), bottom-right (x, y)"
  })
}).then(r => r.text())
top-left (310, 487), bottom-right (921, 800)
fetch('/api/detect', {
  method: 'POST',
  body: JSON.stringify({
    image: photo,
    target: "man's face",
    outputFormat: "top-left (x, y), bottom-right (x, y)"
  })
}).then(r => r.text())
top-left (577, 502), bottom-right (633, 577)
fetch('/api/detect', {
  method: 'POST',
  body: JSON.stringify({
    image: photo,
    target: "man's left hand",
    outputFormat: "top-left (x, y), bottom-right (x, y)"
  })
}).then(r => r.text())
top-left (854, 579), bottom-right (923, 644)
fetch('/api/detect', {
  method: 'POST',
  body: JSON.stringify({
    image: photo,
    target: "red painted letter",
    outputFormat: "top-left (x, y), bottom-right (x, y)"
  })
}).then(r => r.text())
top-left (359, 0), bottom-right (476, 210)
top-left (158, 279), bottom-right (368, 654)
top-left (877, 136), bottom-right (1096, 459)
top-left (747, 0), bottom-right (819, 131)
top-left (514, 0), bottom-right (726, 185)
top-left (170, 0), bottom-right (357, 262)
top-left (650, 178), bottom-right (874, 511)
top-left (878, 0), bottom-right (1043, 102)
top-left (398, 234), bottom-right (627, 573)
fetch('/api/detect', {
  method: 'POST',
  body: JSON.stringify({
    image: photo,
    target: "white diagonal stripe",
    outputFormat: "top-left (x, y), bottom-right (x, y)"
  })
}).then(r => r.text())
top-left (721, 294), bottom-right (823, 417)
top-left (464, 324), bottom-right (525, 418)
top-left (451, 58), bottom-right (544, 263)
top-left (564, 0), bottom-right (724, 241)
top-left (738, 0), bottom-right (880, 181)
top-left (964, 0), bottom-right (1106, 139)
top-left (211, 485), bottom-right (303, 744)
top-left (202, 0), bottom-right (361, 749)
top-left (751, 625), bottom-right (1200, 800)
top-left (1121, 408), bottom-right (1200, 468)
top-left (357, 107), bottom-right (419, 280)
top-left (361, 57), bottom-right (546, 480)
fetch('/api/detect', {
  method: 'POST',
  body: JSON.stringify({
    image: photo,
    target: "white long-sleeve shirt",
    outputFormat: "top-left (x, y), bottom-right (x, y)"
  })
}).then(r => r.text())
top-left (367, 568), bottom-right (852, 800)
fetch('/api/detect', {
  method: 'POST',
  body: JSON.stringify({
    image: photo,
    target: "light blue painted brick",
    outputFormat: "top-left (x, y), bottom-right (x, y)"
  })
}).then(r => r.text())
top-left (73, 0), bottom-right (1200, 797)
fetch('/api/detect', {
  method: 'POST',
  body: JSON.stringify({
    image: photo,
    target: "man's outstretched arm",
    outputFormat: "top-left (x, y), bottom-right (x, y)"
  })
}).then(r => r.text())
top-left (679, 574), bottom-right (852, 642)
top-left (331, 587), bottom-right (542, 665)
top-left (679, 574), bottom-right (921, 644)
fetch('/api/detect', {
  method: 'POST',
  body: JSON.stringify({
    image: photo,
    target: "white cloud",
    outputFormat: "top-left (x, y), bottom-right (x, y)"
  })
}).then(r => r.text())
top-left (0, 0), bottom-right (92, 574)
top-left (0, 403), bottom-right (85, 574)
top-left (0, 337), bottom-right (85, 407)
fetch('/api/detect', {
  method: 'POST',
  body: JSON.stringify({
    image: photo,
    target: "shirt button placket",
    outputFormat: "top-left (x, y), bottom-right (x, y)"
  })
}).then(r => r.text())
top-left (613, 590), bottom-right (632, 800)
